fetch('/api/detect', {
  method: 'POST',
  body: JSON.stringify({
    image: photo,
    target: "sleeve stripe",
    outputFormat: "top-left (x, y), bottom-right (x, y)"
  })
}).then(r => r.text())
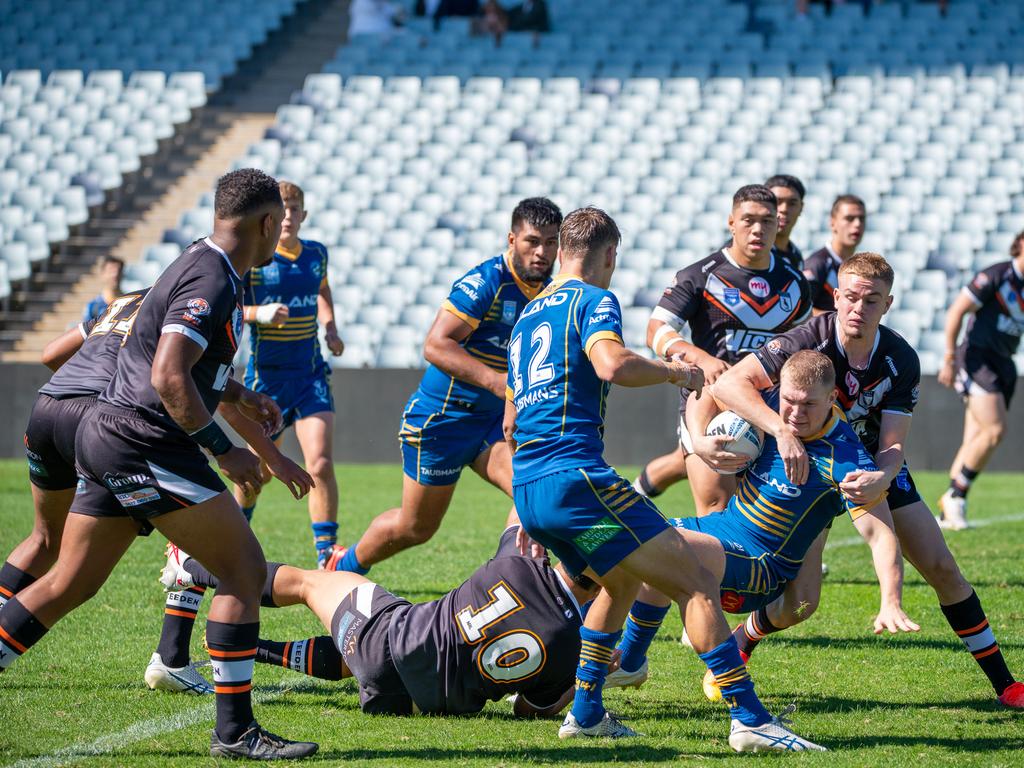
top-left (162, 323), bottom-right (209, 350)
top-left (961, 286), bottom-right (984, 307)
top-left (650, 305), bottom-right (685, 330)
top-left (441, 299), bottom-right (481, 330)
top-left (584, 331), bottom-right (623, 358)
top-left (77, 323), bottom-right (88, 340)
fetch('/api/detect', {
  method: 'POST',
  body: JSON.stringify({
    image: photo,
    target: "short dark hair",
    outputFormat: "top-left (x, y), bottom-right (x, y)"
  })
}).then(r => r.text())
top-left (101, 256), bottom-right (124, 269)
top-left (732, 184), bottom-right (777, 210)
top-left (215, 168), bottom-right (283, 219)
top-left (511, 197), bottom-right (563, 232)
top-left (1010, 231), bottom-right (1024, 259)
top-left (559, 207), bottom-right (621, 258)
top-left (764, 174), bottom-right (805, 200)
top-left (831, 194), bottom-right (866, 217)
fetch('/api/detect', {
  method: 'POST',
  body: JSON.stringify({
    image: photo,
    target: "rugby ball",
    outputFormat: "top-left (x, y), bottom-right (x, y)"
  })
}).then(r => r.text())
top-left (704, 411), bottom-right (764, 475)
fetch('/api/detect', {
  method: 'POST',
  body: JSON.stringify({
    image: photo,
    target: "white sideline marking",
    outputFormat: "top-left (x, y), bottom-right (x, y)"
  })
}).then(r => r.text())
top-left (5, 679), bottom-right (317, 768)
top-left (826, 511), bottom-right (1024, 550)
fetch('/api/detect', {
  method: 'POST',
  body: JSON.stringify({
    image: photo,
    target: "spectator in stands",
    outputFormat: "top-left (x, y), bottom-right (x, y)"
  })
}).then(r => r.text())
top-left (476, 0), bottom-right (550, 43)
top-left (348, 0), bottom-right (406, 37)
top-left (422, 0), bottom-right (481, 30)
top-left (82, 256), bottom-right (124, 322)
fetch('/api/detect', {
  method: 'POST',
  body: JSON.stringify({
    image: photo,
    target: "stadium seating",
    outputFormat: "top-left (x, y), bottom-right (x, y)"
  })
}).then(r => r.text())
top-left (136, 0), bottom-right (1024, 374)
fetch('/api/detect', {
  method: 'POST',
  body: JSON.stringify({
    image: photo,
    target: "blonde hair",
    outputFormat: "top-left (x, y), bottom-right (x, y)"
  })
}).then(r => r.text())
top-left (278, 180), bottom-right (305, 207)
top-left (838, 252), bottom-right (894, 291)
top-left (780, 350), bottom-right (835, 391)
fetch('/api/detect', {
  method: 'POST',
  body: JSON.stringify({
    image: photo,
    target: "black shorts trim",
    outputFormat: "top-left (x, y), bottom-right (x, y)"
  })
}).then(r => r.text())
top-left (955, 346), bottom-right (1017, 406)
top-left (24, 393), bottom-right (97, 491)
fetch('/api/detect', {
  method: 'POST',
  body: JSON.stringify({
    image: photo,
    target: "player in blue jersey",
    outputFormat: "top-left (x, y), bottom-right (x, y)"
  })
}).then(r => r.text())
top-left (325, 198), bottom-right (562, 574)
top-left (239, 181), bottom-right (345, 566)
top-left (605, 351), bottom-right (916, 704)
top-left (505, 207), bottom-right (822, 752)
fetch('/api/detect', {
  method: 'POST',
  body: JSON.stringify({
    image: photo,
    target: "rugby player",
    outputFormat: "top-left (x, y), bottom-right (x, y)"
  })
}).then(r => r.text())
top-left (325, 198), bottom-right (562, 574)
top-left (634, 185), bottom-right (811, 516)
top-left (160, 521), bottom-right (601, 718)
top-left (705, 252), bottom-right (1024, 709)
top-left (608, 351), bottom-right (917, 692)
top-left (506, 207), bottom-right (822, 751)
top-left (633, 175), bottom-right (809, 499)
top-left (936, 232), bottom-right (1024, 530)
top-left (0, 170), bottom-right (320, 759)
top-left (802, 194), bottom-right (866, 314)
top-left (238, 181), bottom-right (344, 566)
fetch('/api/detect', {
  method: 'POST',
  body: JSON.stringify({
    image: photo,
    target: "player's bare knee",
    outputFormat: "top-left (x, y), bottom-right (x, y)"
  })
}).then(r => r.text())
top-left (983, 421), bottom-right (1006, 448)
top-left (921, 552), bottom-right (967, 593)
top-left (306, 455), bottom-right (334, 482)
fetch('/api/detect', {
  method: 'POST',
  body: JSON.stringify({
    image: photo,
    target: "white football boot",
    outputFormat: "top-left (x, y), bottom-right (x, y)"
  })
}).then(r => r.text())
top-left (159, 543), bottom-right (195, 592)
top-left (559, 710), bottom-right (639, 739)
top-left (728, 705), bottom-right (826, 753)
top-left (604, 659), bottom-right (649, 689)
top-left (937, 490), bottom-right (969, 531)
top-left (144, 652), bottom-right (213, 695)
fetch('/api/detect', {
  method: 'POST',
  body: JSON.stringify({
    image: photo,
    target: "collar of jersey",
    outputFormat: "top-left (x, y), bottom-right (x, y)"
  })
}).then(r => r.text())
top-left (833, 320), bottom-right (880, 371)
top-left (552, 566), bottom-right (582, 617)
top-left (824, 240), bottom-right (843, 265)
top-left (204, 237), bottom-right (240, 280)
top-left (722, 246), bottom-right (774, 273)
top-left (504, 250), bottom-right (545, 299)
top-left (1013, 260), bottom-right (1024, 281)
top-left (276, 240), bottom-right (303, 262)
top-left (802, 404), bottom-right (842, 443)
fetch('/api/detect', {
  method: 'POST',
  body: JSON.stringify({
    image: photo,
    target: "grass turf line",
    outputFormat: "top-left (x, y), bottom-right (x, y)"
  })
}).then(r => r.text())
top-left (0, 462), bottom-right (1021, 766)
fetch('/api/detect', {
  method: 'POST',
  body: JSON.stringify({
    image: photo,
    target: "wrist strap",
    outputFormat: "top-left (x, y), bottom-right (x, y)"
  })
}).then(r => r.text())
top-left (189, 420), bottom-right (234, 456)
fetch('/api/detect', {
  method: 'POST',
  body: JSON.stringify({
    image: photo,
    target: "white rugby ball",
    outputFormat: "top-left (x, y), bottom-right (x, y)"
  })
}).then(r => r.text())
top-left (704, 411), bottom-right (764, 475)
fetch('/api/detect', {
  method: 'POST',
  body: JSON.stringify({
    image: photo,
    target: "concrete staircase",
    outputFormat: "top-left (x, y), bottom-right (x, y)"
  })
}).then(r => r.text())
top-left (1, 0), bottom-right (351, 362)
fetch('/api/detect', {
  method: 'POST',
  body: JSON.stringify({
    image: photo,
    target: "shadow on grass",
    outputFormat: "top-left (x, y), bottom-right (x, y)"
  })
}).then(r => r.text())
top-left (773, 635), bottom-right (1024, 652)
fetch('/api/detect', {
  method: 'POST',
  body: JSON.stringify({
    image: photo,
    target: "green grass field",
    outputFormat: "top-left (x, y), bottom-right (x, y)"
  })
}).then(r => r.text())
top-left (0, 462), bottom-right (1022, 767)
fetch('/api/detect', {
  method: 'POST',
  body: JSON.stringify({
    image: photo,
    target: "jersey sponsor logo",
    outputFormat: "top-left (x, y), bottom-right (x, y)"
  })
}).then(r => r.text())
top-left (102, 472), bottom-right (149, 489)
top-left (502, 300), bottom-right (518, 325)
top-left (724, 328), bottom-right (774, 353)
top-left (419, 466), bottom-right (462, 478)
top-left (75, 477), bottom-right (86, 494)
top-left (114, 486), bottom-right (161, 508)
top-left (996, 313), bottom-right (1024, 336)
top-left (705, 273), bottom-right (804, 329)
top-left (845, 371), bottom-right (860, 397)
top-left (747, 466), bottom-right (801, 497)
top-left (514, 385), bottom-right (560, 411)
top-left (589, 296), bottom-right (620, 325)
top-left (521, 291), bottom-right (568, 318)
top-left (27, 459), bottom-right (47, 477)
top-left (720, 591), bottom-right (745, 613)
top-left (484, 334), bottom-right (510, 351)
top-left (261, 295), bottom-right (319, 309)
top-left (910, 384), bottom-right (920, 404)
top-left (187, 298), bottom-right (211, 316)
top-left (885, 356), bottom-right (898, 377)
top-left (456, 272), bottom-right (486, 301)
top-left (573, 516), bottom-right (622, 554)
top-left (748, 277), bottom-right (770, 298)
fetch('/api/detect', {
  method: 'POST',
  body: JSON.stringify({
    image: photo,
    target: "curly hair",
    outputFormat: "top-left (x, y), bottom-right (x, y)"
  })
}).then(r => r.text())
top-left (214, 168), bottom-right (283, 219)
top-left (511, 197), bottom-right (563, 232)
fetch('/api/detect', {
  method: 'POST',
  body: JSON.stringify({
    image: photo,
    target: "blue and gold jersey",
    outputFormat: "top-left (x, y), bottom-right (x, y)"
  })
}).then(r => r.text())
top-left (244, 238), bottom-right (328, 377)
top-left (416, 252), bottom-right (545, 413)
top-left (508, 276), bottom-right (625, 484)
top-left (724, 391), bottom-right (881, 583)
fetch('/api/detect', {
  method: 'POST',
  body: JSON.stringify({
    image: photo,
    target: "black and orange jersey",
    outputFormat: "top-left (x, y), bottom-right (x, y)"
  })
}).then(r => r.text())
top-left (652, 249), bottom-right (811, 363)
top-left (387, 527), bottom-right (582, 715)
top-left (754, 312), bottom-right (921, 454)
top-left (802, 244), bottom-right (842, 312)
top-left (961, 260), bottom-right (1024, 359)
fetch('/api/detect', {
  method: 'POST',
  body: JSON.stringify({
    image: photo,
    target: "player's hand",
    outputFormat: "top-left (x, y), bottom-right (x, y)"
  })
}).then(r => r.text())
top-left (937, 358), bottom-right (955, 388)
top-left (692, 433), bottom-right (752, 473)
top-left (695, 353), bottom-right (730, 385)
top-left (665, 358), bottom-right (704, 397)
top-left (325, 328), bottom-right (345, 356)
top-left (236, 389), bottom-right (283, 436)
top-left (839, 469), bottom-right (888, 505)
top-left (873, 603), bottom-right (920, 635)
top-left (515, 526), bottom-right (547, 560)
top-left (777, 426), bottom-right (808, 485)
top-left (216, 446), bottom-right (264, 497)
top-left (608, 648), bottom-right (623, 674)
top-left (266, 452), bottom-right (315, 500)
top-left (255, 302), bottom-right (289, 327)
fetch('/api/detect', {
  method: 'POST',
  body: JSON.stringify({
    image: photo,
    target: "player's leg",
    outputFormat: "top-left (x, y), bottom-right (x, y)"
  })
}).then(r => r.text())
top-left (294, 411), bottom-right (340, 566)
top-left (470, 437), bottom-right (513, 496)
top-left (684, 452), bottom-right (736, 517)
top-left (0, 486), bottom-right (75, 609)
top-left (0, 512), bottom-right (139, 671)
top-left (633, 446), bottom-right (687, 498)
top-left (940, 391), bottom-right (1007, 530)
top-left (893, 498), bottom-right (1021, 705)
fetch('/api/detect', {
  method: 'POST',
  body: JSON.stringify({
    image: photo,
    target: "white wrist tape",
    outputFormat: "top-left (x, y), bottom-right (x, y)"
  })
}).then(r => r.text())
top-left (652, 324), bottom-right (684, 358)
top-left (255, 303), bottom-right (287, 324)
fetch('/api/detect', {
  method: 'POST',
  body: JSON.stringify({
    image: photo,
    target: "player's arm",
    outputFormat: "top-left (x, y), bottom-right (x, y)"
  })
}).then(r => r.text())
top-left (317, 278), bottom-right (344, 356)
top-left (850, 499), bottom-right (920, 635)
top-left (589, 338), bottom-right (701, 389)
top-left (218, 403), bottom-right (313, 500)
top-left (647, 302), bottom-right (730, 383)
top-left (683, 387), bottom-right (753, 473)
top-left (243, 303), bottom-right (289, 326)
top-left (151, 333), bottom-right (262, 493)
top-left (41, 323), bottom-right (89, 371)
top-left (510, 687), bottom-right (574, 718)
top-left (424, 308), bottom-right (506, 397)
top-left (938, 291), bottom-right (978, 387)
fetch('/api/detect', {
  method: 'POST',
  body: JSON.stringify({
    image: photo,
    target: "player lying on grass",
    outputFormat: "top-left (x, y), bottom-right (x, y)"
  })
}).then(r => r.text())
top-left (703, 252), bottom-right (1024, 709)
top-left (505, 207), bottom-right (822, 752)
top-left (160, 520), bottom-right (600, 718)
top-left (605, 350), bottom-right (918, 692)
top-left (0, 289), bottom-right (313, 697)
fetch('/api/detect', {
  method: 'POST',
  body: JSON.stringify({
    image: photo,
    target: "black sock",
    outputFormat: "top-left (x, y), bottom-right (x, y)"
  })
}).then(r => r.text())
top-left (207, 620), bottom-right (259, 743)
top-left (949, 466), bottom-right (979, 499)
top-left (635, 468), bottom-right (663, 498)
top-left (256, 636), bottom-right (344, 680)
top-left (156, 586), bottom-right (206, 668)
top-left (0, 597), bottom-right (49, 670)
top-left (941, 590), bottom-right (1015, 696)
top-left (733, 608), bottom-right (782, 658)
top-left (0, 562), bottom-right (37, 608)
top-left (183, 560), bottom-right (280, 608)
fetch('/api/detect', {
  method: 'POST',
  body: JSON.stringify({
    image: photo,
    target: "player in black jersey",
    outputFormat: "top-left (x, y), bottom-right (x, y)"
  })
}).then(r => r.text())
top-left (765, 174), bottom-right (807, 271)
top-left (636, 185), bottom-right (811, 516)
top-left (160, 523), bottom-right (600, 718)
top-left (936, 233), bottom-right (1024, 530)
top-left (707, 253), bottom-right (1024, 710)
top-left (0, 170), bottom-right (321, 760)
top-left (801, 194), bottom-right (866, 314)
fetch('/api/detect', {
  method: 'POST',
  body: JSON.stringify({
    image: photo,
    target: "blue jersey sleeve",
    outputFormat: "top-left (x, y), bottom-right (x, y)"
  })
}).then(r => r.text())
top-left (579, 290), bottom-right (624, 358)
top-left (442, 262), bottom-right (499, 330)
top-left (830, 425), bottom-right (882, 519)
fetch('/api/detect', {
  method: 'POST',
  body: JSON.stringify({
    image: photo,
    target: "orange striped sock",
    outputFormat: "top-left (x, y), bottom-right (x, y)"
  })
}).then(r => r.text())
top-left (207, 620), bottom-right (258, 742)
top-left (256, 636), bottom-right (344, 680)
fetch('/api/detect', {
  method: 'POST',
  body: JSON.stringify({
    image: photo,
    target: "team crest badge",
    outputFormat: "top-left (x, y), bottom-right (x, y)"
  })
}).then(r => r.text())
top-left (502, 300), bottom-right (517, 325)
top-left (187, 298), bottom-right (211, 316)
top-left (779, 295), bottom-right (793, 312)
top-left (723, 287), bottom-right (741, 306)
top-left (262, 263), bottom-right (280, 285)
top-left (845, 371), bottom-right (860, 396)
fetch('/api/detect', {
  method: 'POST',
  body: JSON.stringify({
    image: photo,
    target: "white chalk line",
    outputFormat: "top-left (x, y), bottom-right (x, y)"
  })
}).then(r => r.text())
top-left (4, 677), bottom-right (318, 768)
top-left (826, 511), bottom-right (1024, 550)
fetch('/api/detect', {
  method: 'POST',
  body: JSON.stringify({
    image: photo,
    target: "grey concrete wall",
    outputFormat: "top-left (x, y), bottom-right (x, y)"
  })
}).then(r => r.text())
top-left (1, 364), bottom-right (1020, 471)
